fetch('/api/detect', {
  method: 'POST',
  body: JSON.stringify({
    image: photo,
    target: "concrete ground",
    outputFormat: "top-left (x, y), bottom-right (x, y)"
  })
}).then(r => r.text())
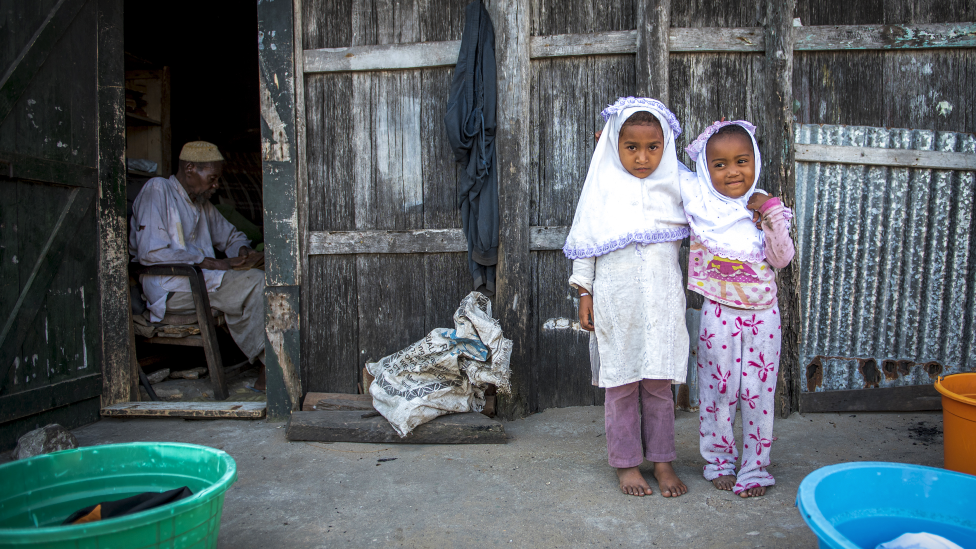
top-left (10, 407), bottom-right (945, 548)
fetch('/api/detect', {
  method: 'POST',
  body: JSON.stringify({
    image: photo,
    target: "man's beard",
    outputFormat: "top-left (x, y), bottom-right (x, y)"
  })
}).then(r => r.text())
top-left (193, 189), bottom-right (216, 205)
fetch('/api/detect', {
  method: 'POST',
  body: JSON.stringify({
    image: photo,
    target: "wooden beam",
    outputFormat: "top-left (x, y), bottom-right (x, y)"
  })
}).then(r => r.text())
top-left (636, 0), bottom-right (670, 100)
top-left (800, 385), bottom-right (942, 413)
top-left (0, 188), bottom-right (95, 391)
top-left (0, 152), bottom-right (98, 188)
top-left (0, 374), bottom-right (102, 424)
top-left (309, 229), bottom-right (468, 254)
top-left (795, 22), bottom-right (976, 51)
top-left (286, 411), bottom-right (507, 444)
top-left (530, 31), bottom-right (636, 58)
top-left (259, 0), bottom-right (303, 420)
top-left (529, 226), bottom-right (569, 251)
top-left (96, 0), bottom-right (130, 407)
top-left (308, 227), bottom-right (570, 255)
top-left (670, 27), bottom-right (764, 52)
top-left (0, 0), bottom-right (89, 125)
top-left (301, 392), bottom-right (373, 412)
top-left (259, 2), bottom-right (300, 287)
top-left (489, 0), bottom-right (532, 420)
top-left (796, 144), bottom-right (976, 170)
top-left (304, 40), bottom-right (461, 73)
top-left (293, 0), bottom-right (311, 414)
top-left (301, 22), bottom-right (976, 75)
top-left (141, 334), bottom-right (204, 347)
top-left (101, 401), bottom-right (267, 419)
top-left (764, 0), bottom-right (799, 419)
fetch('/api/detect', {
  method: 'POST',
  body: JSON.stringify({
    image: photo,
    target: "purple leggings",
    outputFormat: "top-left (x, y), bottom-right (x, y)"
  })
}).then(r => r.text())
top-left (605, 379), bottom-right (676, 468)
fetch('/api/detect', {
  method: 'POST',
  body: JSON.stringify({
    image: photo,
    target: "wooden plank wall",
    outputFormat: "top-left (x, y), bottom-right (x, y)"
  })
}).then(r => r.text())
top-left (793, 0), bottom-right (976, 132)
top-left (301, 0), bottom-right (471, 396)
top-left (293, 0), bottom-right (975, 417)
top-left (529, 1), bottom-right (637, 411)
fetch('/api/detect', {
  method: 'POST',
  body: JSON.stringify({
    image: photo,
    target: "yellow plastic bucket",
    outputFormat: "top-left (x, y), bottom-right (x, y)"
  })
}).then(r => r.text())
top-left (934, 373), bottom-right (976, 476)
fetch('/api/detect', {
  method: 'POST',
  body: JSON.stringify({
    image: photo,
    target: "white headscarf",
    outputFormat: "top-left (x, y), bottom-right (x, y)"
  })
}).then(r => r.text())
top-left (679, 120), bottom-right (766, 263)
top-left (563, 97), bottom-right (688, 260)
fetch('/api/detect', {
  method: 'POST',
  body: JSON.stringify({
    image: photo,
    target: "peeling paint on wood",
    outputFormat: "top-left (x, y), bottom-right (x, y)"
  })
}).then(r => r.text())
top-left (259, 0), bottom-right (301, 289)
top-left (96, 0), bottom-right (130, 407)
top-left (542, 317), bottom-right (586, 332)
top-left (259, 66), bottom-right (292, 163)
top-left (795, 23), bottom-right (976, 51)
top-left (266, 288), bottom-right (302, 416)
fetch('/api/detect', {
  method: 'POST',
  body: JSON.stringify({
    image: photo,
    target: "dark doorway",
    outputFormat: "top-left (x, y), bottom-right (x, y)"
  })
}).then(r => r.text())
top-left (123, 0), bottom-right (264, 402)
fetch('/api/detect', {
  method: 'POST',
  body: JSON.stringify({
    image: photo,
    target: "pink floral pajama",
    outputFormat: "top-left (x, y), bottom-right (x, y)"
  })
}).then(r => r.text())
top-left (698, 297), bottom-right (780, 494)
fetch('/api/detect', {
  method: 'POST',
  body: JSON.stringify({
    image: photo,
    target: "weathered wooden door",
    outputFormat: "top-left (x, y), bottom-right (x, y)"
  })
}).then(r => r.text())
top-left (0, 0), bottom-right (127, 448)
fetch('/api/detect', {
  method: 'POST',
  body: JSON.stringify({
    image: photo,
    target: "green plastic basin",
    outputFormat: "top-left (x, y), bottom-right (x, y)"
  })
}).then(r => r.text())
top-left (0, 442), bottom-right (237, 549)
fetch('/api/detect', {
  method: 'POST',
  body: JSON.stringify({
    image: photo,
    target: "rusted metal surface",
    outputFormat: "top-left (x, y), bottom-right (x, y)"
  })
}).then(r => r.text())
top-left (795, 123), bottom-right (976, 392)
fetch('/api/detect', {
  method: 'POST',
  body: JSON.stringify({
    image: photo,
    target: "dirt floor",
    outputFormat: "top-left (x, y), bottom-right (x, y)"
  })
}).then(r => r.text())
top-left (9, 406), bottom-right (943, 548)
top-left (141, 366), bottom-right (266, 403)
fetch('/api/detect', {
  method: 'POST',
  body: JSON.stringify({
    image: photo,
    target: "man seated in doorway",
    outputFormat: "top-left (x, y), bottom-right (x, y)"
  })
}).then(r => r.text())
top-left (129, 141), bottom-right (267, 390)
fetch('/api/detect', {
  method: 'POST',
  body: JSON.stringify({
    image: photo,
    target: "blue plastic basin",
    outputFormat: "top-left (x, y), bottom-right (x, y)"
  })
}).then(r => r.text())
top-left (796, 462), bottom-right (976, 549)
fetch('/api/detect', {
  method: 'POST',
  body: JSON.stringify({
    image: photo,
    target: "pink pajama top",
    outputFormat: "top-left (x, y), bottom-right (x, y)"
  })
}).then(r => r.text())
top-left (687, 198), bottom-right (795, 310)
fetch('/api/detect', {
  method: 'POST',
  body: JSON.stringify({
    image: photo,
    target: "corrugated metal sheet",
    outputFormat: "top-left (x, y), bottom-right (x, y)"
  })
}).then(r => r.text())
top-left (795, 123), bottom-right (976, 392)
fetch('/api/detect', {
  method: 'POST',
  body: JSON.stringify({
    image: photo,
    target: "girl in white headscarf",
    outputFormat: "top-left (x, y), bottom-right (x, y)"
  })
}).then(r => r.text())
top-left (680, 120), bottom-right (794, 498)
top-left (564, 97), bottom-right (689, 498)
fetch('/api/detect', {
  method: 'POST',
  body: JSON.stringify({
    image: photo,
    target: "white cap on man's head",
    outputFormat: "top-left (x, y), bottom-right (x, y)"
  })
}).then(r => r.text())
top-left (179, 141), bottom-right (225, 163)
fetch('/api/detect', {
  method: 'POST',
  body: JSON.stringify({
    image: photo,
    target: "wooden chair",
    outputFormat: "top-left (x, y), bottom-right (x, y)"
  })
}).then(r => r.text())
top-left (129, 263), bottom-right (234, 400)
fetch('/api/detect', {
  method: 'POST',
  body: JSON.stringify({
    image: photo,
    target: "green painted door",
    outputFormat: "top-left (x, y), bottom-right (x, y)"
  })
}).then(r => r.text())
top-left (0, 0), bottom-right (127, 449)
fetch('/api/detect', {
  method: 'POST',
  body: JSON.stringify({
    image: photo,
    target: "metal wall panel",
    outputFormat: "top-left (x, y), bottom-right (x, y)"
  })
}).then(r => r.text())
top-left (795, 123), bottom-right (976, 392)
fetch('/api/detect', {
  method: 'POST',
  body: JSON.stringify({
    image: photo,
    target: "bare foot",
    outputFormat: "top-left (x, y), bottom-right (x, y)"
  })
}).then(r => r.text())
top-left (738, 485), bottom-right (767, 498)
top-left (616, 467), bottom-right (653, 497)
top-left (712, 475), bottom-right (736, 491)
top-left (652, 462), bottom-right (688, 498)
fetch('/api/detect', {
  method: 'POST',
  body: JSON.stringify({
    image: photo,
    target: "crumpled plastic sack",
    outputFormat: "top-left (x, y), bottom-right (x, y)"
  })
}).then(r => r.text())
top-left (366, 292), bottom-right (512, 437)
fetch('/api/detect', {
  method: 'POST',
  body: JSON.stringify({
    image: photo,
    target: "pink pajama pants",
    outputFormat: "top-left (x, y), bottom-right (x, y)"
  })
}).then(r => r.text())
top-left (605, 379), bottom-right (676, 468)
top-left (697, 298), bottom-right (780, 494)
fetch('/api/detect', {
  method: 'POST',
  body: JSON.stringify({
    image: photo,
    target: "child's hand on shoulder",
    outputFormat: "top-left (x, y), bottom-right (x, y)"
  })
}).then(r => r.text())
top-left (747, 194), bottom-right (773, 229)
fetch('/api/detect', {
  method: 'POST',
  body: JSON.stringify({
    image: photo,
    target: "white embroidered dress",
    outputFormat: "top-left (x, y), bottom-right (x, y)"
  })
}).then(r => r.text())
top-left (565, 98), bottom-right (690, 388)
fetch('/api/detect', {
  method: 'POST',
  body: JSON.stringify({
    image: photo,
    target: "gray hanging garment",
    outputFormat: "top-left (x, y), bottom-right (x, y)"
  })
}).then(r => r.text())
top-left (444, 0), bottom-right (498, 296)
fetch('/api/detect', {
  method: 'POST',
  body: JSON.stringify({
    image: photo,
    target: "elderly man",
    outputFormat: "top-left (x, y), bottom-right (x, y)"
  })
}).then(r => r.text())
top-left (130, 141), bottom-right (266, 389)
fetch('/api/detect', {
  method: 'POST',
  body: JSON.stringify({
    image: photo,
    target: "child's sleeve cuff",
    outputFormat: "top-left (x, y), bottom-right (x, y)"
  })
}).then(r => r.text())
top-left (758, 197), bottom-right (782, 214)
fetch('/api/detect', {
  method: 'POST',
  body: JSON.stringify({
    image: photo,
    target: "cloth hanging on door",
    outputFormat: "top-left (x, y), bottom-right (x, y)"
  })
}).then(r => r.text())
top-left (444, 0), bottom-right (498, 296)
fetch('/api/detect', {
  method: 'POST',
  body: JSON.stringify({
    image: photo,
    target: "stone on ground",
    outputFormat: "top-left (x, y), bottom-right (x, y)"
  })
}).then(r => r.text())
top-left (147, 368), bottom-right (171, 384)
top-left (13, 424), bottom-right (78, 460)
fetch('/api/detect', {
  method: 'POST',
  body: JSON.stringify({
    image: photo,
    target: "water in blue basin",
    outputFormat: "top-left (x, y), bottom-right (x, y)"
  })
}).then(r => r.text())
top-left (796, 462), bottom-right (976, 549)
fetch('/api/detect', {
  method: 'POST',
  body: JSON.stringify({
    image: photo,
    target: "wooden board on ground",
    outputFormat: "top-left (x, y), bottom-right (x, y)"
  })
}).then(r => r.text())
top-left (799, 385), bottom-right (942, 413)
top-left (302, 392), bottom-right (374, 412)
top-left (287, 411), bottom-right (506, 444)
top-left (101, 401), bottom-right (267, 419)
